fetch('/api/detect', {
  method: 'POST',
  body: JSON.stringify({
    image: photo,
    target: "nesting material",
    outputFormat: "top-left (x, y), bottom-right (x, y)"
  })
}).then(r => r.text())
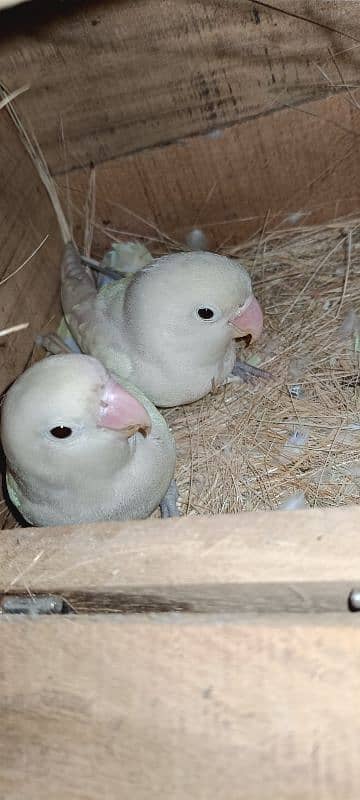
top-left (162, 216), bottom-right (360, 515)
top-left (2, 197), bottom-right (360, 526)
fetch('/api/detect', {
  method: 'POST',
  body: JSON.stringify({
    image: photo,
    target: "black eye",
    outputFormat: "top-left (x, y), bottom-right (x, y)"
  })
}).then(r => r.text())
top-left (197, 307), bottom-right (215, 320)
top-left (50, 426), bottom-right (73, 439)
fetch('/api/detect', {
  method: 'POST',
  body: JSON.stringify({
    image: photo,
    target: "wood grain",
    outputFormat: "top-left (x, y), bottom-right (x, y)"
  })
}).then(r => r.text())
top-left (0, 110), bottom-right (62, 395)
top-left (66, 91), bottom-right (360, 253)
top-left (1, 614), bottom-right (360, 799)
top-left (1, 1), bottom-right (360, 172)
top-left (1, 506), bottom-right (360, 613)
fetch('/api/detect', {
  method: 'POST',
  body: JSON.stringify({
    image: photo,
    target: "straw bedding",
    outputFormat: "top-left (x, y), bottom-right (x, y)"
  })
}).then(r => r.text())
top-left (162, 215), bottom-right (360, 515)
top-left (1, 209), bottom-right (360, 526)
top-left (1, 84), bottom-right (359, 524)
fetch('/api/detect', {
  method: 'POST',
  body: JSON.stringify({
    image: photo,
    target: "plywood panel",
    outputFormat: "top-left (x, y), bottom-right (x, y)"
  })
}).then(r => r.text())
top-left (1, 506), bottom-right (360, 613)
top-left (1, 615), bottom-right (360, 799)
top-left (66, 91), bottom-right (360, 252)
top-left (1, 1), bottom-right (360, 172)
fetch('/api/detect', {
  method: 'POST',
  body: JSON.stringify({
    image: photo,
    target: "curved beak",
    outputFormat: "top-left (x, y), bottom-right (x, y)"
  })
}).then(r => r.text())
top-left (229, 295), bottom-right (263, 342)
top-left (98, 378), bottom-right (151, 437)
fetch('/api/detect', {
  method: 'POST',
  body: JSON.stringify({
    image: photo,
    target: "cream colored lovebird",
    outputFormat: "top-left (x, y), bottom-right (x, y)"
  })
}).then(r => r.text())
top-left (1, 354), bottom-right (176, 526)
top-left (61, 244), bottom-right (264, 407)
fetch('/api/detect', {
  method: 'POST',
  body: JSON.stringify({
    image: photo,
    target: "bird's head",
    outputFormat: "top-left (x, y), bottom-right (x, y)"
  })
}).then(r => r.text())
top-left (125, 252), bottom-right (263, 360)
top-left (1, 354), bottom-right (151, 484)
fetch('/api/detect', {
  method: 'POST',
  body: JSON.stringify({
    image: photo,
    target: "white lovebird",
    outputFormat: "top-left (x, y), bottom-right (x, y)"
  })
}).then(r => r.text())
top-left (61, 244), bottom-right (265, 407)
top-left (1, 354), bottom-right (177, 526)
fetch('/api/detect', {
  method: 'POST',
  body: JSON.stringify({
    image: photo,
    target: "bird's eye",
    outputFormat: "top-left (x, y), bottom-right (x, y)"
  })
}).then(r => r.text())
top-left (50, 426), bottom-right (73, 439)
top-left (197, 307), bottom-right (215, 320)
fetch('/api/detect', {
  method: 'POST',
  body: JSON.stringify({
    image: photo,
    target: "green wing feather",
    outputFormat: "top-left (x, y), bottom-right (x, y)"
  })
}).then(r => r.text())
top-left (102, 242), bottom-right (152, 274)
top-left (6, 472), bottom-right (23, 512)
top-left (59, 241), bottom-right (153, 379)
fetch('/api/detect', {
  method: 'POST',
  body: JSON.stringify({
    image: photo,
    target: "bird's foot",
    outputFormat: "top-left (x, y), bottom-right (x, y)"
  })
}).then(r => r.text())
top-left (230, 359), bottom-right (272, 384)
top-left (160, 479), bottom-right (181, 518)
top-left (35, 332), bottom-right (75, 355)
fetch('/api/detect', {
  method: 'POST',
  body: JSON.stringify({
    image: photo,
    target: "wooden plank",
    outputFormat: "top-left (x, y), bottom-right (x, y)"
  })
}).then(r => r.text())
top-left (0, 109), bottom-right (62, 395)
top-left (66, 92), bottom-right (360, 252)
top-left (1, 1), bottom-right (360, 172)
top-left (1, 506), bottom-right (360, 612)
top-left (1, 614), bottom-right (360, 799)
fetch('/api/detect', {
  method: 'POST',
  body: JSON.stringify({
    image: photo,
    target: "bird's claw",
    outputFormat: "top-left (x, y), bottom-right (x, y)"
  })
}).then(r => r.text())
top-left (160, 479), bottom-right (181, 518)
top-left (231, 359), bottom-right (272, 384)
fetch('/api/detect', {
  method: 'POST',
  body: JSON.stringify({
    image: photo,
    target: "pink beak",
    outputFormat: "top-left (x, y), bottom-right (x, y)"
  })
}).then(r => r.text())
top-left (229, 296), bottom-right (263, 342)
top-left (98, 378), bottom-right (151, 437)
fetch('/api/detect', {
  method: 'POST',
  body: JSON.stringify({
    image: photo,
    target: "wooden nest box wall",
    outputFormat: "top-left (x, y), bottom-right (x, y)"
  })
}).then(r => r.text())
top-left (1, 3), bottom-right (360, 798)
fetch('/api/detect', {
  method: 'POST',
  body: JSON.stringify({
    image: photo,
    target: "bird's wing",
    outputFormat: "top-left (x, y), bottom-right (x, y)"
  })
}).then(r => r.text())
top-left (60, 242), bottom-right (133, 378)
top-left (6, 471), bottom-right (23, 513)
top-left (102, 241), bottom-right (153, 274)
top-left (56, 317), bottom-right (82, 353)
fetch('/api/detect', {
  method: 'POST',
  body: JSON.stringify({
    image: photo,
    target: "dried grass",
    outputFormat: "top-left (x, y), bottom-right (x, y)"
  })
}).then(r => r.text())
top-left (2, 209), bottom-right (359, 525)
top-left (2, 85), bottom-right (360, 523)
top-left (0, 323), bottom-right (29, 337)
top-left (162, 215), bottom-right (360, 514)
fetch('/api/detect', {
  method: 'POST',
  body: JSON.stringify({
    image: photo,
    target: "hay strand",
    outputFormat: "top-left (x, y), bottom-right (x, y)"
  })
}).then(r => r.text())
top-left (0, 85), bottom-right (28, 110)
top-left (0, 85), bottom-right (71, 243)
top-left (0, 235), bottom-right (49, 287)
top-left (0, 323), bottom-right (29, 337)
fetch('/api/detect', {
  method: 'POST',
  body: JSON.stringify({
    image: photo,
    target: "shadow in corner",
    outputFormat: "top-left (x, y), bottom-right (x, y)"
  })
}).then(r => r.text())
top-left (0, 384), bottom-right (31, 528)
top-left (0, 443), bottom-right (30, 528)
top-left (0, 0), bottom-right (127, 46)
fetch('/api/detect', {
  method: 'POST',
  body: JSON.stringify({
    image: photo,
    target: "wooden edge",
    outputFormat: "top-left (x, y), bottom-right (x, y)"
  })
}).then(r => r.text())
top-left (1, 506), bottom-right (360, 613)
top-left (1, 614), bottom-right (360, 800)
top-left (0, 612), bottom-right (358, 627)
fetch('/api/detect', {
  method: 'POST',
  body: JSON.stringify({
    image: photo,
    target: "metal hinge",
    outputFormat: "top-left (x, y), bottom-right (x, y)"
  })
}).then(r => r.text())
top-left (0, 594), bottom-right (75, 615)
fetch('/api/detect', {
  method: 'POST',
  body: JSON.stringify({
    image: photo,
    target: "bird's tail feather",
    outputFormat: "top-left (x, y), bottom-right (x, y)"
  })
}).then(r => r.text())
top-left (60, 243), bottom-right (98, 348)
top-left (61, 242), bottom-right (97, 313)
